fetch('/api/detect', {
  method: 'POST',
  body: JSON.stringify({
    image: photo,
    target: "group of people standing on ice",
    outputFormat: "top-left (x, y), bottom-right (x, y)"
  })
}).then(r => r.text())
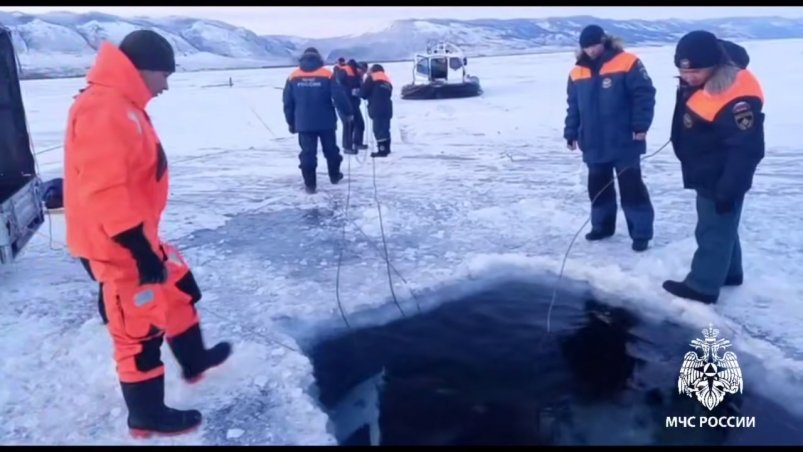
top-left (56, 21), bottom-right (765, 439)
top-left (282, 49), bottom-right (395, 194)
top-left (563, 25), bottom-right (764, 306)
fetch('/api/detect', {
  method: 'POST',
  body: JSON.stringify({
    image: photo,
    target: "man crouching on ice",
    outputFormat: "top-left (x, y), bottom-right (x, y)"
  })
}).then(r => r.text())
top-left (663, 31), bottom-right (765, 304)
top-left (63, 30), bottom-right (232, 438)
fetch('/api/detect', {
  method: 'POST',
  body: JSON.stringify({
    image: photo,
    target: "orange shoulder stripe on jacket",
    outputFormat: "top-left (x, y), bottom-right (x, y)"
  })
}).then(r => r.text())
top-left (343, 66), bottom-right (355, 77)
top-left (289, 67), bottom-right (333, 80)
top-left (570, 66), bottom-right (591, 81)
top-left (600, 52), bottom-right (638, 76)
top-left (371, 71), bottom-right (392, 84)
top-left (687, 69), bottom-right (764, 122)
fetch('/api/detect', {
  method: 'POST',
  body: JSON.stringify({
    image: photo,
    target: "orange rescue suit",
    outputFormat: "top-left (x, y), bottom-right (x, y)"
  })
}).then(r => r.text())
top-left (64, 42), bottom-right (201, 384)
top-left (64, 41), bottom-right (169, 284)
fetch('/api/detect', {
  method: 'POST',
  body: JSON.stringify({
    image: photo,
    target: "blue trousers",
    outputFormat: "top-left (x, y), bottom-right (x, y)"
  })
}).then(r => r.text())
top-left (371, 117), bottom-right (391, 143)
top-left (340, 100), bottom-right (365, 151)
top-left (587, 157), bottom-right (654, 241)
top-left (684, 193), bottom-right (744, 296)
top-left (298, 130), bottom-right (341, 174)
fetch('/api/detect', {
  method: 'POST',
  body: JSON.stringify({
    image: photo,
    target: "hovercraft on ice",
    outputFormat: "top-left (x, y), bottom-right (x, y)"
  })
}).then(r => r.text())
top-left (400, 41), bottom-right (482, 100)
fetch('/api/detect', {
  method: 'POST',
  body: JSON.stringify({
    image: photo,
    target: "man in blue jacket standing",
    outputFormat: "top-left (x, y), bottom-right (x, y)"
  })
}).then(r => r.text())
top-left (564, 25), bottom-right (657, 252)
top-left (283, 47), bottom-right (353, 193)
top-left (663, 31), bottom-right (764, 304)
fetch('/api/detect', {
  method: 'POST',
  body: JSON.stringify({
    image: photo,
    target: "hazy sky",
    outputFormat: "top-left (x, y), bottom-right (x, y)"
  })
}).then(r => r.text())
top-left (2, 6), bottom-right (802, 39)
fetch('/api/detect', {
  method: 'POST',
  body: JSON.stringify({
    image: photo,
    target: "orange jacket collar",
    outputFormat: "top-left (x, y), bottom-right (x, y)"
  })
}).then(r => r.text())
top-left (86, 42), bottom-right (153, 109)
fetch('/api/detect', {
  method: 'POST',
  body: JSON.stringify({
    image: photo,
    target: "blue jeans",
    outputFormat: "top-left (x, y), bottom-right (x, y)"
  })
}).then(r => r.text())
top-left (684, 193), bottom-right (744, 296)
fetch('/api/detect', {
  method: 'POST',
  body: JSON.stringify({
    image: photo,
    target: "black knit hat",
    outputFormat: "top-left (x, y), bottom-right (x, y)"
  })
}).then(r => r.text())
top-left (119, 29), bottom-right (175, 72)
top-left (675, 30), bottom-right (723, 69)
top-left (579, 25), bottom-right (605, 48)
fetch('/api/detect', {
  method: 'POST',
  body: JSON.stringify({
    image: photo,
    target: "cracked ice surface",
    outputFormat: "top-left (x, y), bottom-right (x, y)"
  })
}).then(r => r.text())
top-left (2, 38), bottom-right (803, 444)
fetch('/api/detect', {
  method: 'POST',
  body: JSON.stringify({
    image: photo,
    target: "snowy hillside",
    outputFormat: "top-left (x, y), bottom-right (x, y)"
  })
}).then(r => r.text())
top-left (2, 11), bottom-right (803, 79)
top-left (0, 11), bottom-right (298, 79)
top-left (309, 15), bottom-right (803, 61)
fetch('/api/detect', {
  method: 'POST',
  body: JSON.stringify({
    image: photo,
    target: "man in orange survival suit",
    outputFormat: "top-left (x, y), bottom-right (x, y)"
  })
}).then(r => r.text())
top-left (63, 30), bottom-right (232, 438)
top-left (663, 31), bottom-right (765, 304)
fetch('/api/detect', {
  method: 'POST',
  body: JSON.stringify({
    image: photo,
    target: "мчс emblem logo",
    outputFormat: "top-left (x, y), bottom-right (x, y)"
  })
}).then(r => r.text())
top-left (678, 324), bottom-right (743, 410)
top-left (683, 113), bottom-right (693, 128)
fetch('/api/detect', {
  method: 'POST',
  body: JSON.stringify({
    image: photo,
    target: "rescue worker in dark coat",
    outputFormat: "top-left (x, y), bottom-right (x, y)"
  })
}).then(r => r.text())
top-left (564, 25), bottom-right (657, 252)
top-left (338, 59), bottom-right (367, 154)
top-left (359, 64), bottom-right (393, 158)
top-left (63, 30), bottom-right (231, 438)
top-left (663, 31), bottom-right (765, 304)
top-left (349, 59), bottom-right (369, 151)
top-left (282, 47), bottom-right (353, 193)
top-left (333, 57), bottom-right (347, 80)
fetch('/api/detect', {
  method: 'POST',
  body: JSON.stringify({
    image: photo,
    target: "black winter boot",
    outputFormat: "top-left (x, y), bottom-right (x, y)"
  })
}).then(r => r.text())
top-left (328, 159), bottom-right (344, 184)
top-left (121, 375), bottom-right (202, 438)
top-left (585, 229), bottom-right (614, 241)
top-left (632, 239), bottom-right (649, 252)
top-left (662, 280), bottom-right (717, 304)
top-left (371, 139), bottom-right (391, 158)
top-left (168, 323), bottom-right (232, 384)
top-left (301, 168), bottom-right (316, 193)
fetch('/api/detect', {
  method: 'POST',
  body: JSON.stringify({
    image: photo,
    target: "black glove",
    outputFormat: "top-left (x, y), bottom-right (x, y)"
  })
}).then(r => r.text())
top-left (112, 223), bottom-right (167, 285)
top-left (715, 199), bottom-right (734, 214)
top-left (288, 124), bottom-right (296, 134)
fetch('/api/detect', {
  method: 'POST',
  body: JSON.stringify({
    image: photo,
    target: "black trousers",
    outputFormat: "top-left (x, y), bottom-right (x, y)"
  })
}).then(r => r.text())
top-left (586, 157), bottom-right (654, 241)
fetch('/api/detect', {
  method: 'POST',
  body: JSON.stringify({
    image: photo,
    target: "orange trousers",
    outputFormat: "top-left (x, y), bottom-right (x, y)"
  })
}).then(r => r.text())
top-left (99, 243), bottom-right (201, 383)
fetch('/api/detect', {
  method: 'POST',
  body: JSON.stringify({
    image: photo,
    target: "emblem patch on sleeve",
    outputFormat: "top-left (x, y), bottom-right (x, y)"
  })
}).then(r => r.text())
top-left (732, 101), bottom-right (754, 130)
top-left (683, 113), bottom-right (693, 128)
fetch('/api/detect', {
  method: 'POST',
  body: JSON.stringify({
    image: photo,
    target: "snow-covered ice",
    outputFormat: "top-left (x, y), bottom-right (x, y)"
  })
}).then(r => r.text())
top-left (2, 37), bottom-right (803, 445)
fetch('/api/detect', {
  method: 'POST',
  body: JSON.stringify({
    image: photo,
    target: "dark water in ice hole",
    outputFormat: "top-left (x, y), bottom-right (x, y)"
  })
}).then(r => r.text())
top-left (306, 278), bottom-right (803, 446)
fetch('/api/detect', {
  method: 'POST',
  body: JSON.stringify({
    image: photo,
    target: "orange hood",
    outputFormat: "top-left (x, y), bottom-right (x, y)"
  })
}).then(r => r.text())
top-left (86, 41), bottom-right (153, 109)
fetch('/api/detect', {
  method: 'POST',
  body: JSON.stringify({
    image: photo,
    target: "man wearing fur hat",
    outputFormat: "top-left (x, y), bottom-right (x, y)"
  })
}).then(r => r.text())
top-left (663, 31), bottom-right (764, 304)
top-left (564, 25), bottom-right (657, 252)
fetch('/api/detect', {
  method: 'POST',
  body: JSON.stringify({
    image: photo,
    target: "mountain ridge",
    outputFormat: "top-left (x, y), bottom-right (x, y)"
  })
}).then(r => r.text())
top-left (2, 11), bottom-right (802, 79)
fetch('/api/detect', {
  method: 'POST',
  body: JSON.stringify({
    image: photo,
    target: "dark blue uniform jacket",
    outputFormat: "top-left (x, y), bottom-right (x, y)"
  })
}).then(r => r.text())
top-left (283, 53), bottom-right (352, 132)
top-left (564, 41), bottom-right (657, 165)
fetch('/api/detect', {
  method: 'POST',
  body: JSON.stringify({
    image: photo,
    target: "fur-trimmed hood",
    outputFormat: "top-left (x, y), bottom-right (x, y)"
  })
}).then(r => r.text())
top-left (704, 63), bottom-right (740, 95)
top-left (675, 62), bottom-right (741, 96)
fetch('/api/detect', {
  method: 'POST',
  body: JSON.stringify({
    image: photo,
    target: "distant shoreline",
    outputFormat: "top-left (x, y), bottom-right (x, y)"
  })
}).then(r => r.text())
top-left (14, 45), bottom-right (610, 82)
top-left (18, 36), bottom-right (802, 82)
